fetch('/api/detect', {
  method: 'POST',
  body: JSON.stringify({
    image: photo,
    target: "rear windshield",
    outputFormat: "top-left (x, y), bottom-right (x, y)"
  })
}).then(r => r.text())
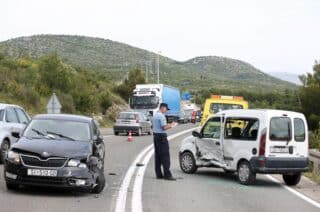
top-left (210, 103), bottom-right (243, 113)
top-left (270, 117), bottom-right (291, 141)
top-left (294, 118), bottom-right (305, 142)
top-left (0, 109), bottom-right (4, 121)
top-left (118, 113), bottom-right (137, 120)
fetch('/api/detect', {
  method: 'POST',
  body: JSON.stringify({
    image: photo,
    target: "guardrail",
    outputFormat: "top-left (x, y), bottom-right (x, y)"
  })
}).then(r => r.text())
top-left (309, 149), bottom-right (320, 174)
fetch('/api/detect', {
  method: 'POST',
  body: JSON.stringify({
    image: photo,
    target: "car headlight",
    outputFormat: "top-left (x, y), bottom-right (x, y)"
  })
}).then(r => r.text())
top-left (67, 159), bottom-right (87, 168)
top-left (7, 151), bottom-right (20, 164)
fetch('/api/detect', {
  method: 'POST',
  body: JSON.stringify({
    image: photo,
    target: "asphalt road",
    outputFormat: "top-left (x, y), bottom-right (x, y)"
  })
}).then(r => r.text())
top-left (0, 123), bottom-right (319, 212)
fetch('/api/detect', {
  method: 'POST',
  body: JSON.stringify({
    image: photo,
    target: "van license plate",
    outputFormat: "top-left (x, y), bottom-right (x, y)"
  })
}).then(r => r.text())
top-left (270, 146), bottom-right (289, 153)
top-left (27, 169), bottom-right (58, 177)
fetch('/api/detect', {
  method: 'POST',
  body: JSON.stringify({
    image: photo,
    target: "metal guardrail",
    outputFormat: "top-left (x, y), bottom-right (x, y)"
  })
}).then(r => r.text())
top-left (309, 149), bottom-right (320, 174)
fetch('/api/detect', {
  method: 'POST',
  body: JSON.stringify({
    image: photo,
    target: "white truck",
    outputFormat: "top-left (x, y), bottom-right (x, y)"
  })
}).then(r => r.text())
top-left (129, 84), bottom-right (181, 121)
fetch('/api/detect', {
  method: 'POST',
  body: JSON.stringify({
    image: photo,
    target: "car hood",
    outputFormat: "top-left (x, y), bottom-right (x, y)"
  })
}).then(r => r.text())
top-left (12, 137), bottom-right (92, 158)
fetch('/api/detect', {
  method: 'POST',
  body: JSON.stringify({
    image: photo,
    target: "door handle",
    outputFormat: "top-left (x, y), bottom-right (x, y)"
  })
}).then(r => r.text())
top-left (215, 141), bottom-right (220, 146)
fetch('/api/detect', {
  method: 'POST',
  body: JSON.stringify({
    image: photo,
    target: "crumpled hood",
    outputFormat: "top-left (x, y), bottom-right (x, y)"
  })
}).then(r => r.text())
top-left (12, 137), bottom-right (92, 158)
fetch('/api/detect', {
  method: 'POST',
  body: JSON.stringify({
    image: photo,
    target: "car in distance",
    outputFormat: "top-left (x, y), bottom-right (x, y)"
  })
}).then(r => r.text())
top-left (113, 111), bottom-right (152, 136)
top-left (178, 111), bottom-right (188, 124)
top-left (4, 114), bottom-right (106, 193)
top-left (179, 109), bottom-right (308, 186)
top-left (0, 103), bottom-right (31, 163)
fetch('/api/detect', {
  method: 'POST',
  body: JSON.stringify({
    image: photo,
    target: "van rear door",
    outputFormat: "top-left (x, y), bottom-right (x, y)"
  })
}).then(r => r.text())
top-left (266, 114), bottom-right (307, 158)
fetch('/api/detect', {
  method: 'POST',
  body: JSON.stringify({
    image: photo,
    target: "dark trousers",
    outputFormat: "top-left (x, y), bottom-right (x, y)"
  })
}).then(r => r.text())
top-left (153, 133), bottom-right (172, 178)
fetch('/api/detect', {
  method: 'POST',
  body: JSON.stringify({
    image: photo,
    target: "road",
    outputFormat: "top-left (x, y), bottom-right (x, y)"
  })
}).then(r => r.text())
top-left (0, 123), bottom-right (319, 212)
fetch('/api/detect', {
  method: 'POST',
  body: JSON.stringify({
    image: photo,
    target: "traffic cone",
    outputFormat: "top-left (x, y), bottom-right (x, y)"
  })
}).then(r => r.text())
top-left (128, 130), bottom-right (133, 142)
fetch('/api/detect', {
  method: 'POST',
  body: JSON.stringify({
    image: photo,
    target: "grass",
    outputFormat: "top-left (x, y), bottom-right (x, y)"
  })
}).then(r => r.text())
top-left (304, 172), bottom-right (320, 184)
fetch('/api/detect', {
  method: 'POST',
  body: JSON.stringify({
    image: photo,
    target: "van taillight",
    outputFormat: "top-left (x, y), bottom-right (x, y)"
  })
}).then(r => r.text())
top-left (259, 128), bottom-right (267, 156)
top-left (135, 115), bottom-right (139, 123)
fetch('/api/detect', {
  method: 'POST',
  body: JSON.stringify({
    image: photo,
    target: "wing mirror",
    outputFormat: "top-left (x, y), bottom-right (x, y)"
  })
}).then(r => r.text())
top-left (192, 131), bottom-right (201, 138)
top-left (12, 132), bottom-right (20, 139)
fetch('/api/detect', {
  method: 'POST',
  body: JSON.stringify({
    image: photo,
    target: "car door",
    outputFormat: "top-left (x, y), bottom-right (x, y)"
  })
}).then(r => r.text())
top-left (196, 116), bottom-right (223, 162)
top-left (4, 107), bottom-right (21, 144)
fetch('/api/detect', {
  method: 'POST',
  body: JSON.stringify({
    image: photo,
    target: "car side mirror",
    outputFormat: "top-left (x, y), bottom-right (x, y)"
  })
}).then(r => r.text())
top-left (192, 131), bottom-right (201, 138)
top-left (12, 132), bottom-right (20, 139)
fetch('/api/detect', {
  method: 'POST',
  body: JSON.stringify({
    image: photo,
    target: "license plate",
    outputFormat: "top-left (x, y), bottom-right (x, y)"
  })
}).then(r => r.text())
top-left (27, 169), bottom-right (58, 177)
top-left (270, 146), bottom-right (289, 153)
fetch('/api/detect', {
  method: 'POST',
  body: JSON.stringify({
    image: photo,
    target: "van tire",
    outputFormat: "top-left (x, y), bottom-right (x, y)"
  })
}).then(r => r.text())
top-left (180, 151), bottom-right (197, 174)
top-left (114, 132), bottom-right (119, 136)
top-left (283, 173), bottom-right (301, 186)
top-left (237, 160), bottom-right (256, 185)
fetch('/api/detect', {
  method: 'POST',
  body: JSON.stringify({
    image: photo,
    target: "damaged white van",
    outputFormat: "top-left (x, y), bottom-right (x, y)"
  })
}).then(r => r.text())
top-left (179, 109), bottom-right (309, 185)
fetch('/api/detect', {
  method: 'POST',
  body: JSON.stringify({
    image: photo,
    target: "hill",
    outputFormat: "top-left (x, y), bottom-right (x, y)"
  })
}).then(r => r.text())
top-left (268, 72), bottom-right (302, 85)
top-left (0, 34), bottom-right (296, 91)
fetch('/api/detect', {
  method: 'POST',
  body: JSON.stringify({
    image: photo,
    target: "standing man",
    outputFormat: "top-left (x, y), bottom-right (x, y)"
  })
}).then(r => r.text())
top-left (152, 103), bottom-right (177, 181)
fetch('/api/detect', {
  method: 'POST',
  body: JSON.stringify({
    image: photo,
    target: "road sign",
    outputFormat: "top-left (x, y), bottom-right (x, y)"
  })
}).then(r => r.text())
top-left (46, 93), bottom-right (62, 114)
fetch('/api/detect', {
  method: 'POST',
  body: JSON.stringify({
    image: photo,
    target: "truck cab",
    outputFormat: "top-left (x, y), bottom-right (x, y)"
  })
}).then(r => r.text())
top-left (179, 109), bottom-right (309, 186)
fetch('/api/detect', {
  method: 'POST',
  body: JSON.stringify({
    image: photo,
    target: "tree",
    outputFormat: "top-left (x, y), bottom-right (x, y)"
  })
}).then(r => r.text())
top-left (116, 68), bottom-right (146, 100)
top-left (299, 61), bottom-right (320, 130)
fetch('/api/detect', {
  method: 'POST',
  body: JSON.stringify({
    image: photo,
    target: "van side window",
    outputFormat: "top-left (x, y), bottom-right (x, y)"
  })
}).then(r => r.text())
top-left (0, 109), bottom-right (4, 121)
top-left (225, 118), bottom-right (259, 140)
top-left (202, 117), bottom-right (221, 139)
top-left (5, 107), bottom-right (19, 123)
top-left (270, 117), bottom-right (291, 141)
top-left (294, 118), bottom-right (305, 142)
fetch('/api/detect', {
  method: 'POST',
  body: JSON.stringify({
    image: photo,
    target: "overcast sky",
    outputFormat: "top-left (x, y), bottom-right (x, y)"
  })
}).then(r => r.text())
top-left (1, 0), bottom-right (319, 74)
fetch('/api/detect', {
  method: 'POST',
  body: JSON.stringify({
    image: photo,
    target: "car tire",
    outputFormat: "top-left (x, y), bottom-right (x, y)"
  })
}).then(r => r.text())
top-left (6, 182), bottom-right (19, 190)
top-left (237, 160), bottom-right (256, 185)
top-left (91, 167), bottom-right (106, 194)
top-left (0, 139), bottom-right (10, 164)
top-left (114, 132), bottom-right (119, 136)
top-left (180, 151), bottom-right (198, 174)
top-left (283, 173), bottom-right (301, 186)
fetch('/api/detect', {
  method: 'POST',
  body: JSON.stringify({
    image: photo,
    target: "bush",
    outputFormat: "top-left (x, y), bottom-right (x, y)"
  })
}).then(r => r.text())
top-left (309, 130), bottom-right (320, 150)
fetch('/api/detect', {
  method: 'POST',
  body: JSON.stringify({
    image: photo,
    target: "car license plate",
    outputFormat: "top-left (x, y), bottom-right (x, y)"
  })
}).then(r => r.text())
top-left (270, 146), bottom-right (289, 153)
top-left (27, 169), bottom-right (58, 177)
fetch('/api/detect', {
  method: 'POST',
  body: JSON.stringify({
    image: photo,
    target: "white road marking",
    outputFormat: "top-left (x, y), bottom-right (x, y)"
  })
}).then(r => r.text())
top-left (266, 175), bottom-right (320, 209)
top-left (115, 127), bottom-right (197, 212)
top-left (131, 128), bottom-right (197, 212)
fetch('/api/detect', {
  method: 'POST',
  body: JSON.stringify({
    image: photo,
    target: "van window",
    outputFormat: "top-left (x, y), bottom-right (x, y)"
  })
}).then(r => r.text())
top-left (202, 117), bottom-right (221, 139)
top-left (294, 118), bottom-right (305, 142)
top-left (5, 107), bottom-right (19, 123)
top-left (270, 117), bottom-right (291, 141)
top-left (225, 118), bottom-right (259, 140)
top-left (0, 109), bottom-right (4, 121)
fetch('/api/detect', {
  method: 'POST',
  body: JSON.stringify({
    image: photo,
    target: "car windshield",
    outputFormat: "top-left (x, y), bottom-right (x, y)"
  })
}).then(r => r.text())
top-left (23, 119), bottom-right (91, 141)
top-left (118, 113), bottom-right (136, 120)
top-left (210, 103), bottom-right (243, 113)
top-left (130, 96), bottom-right (159, 109)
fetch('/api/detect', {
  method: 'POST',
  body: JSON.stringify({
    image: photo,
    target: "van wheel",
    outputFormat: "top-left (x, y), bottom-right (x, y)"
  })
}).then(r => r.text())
top-left (237, 160), bottom-right (256, 185)
top-left (91, 167), bottom-right (105, 194)
top-left (114, 132), bottom-right (119, 136)
top-left (283, 173), bottom-right (301, 186)
top-left (0, 139), bottom-right (10, 164)
top-left (180, 151), bottom-right (197, 174)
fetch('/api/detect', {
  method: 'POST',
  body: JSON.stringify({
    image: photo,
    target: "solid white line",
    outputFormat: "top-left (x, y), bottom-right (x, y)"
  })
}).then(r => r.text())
top-left (131, 127), bottom-right (198, 212)
top-left (266, 175), bottom-right (320, 209)
top-left (115, 145), bottom-right (153, 212)
top-left (131, 149), bottom-right (154, 212)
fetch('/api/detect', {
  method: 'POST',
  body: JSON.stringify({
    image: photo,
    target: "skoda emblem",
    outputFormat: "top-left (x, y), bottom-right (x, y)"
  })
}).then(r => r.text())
top-left (42, 152), bottom-right (50, 158)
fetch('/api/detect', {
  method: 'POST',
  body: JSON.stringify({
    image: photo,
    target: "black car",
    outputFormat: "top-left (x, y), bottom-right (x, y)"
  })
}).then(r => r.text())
top-left (4, 114), bottom-right (106, 193)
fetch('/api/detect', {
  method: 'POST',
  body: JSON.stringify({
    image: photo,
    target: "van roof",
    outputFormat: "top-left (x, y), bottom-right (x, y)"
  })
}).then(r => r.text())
top-left (0, 103), bottom-right (23, 110)
top-left (216, 109), bottom-right (305, 118)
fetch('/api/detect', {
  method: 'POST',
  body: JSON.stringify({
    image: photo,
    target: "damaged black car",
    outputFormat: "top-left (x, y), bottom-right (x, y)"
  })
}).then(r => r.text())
top-left (4, 114), bottom-right (106, 193)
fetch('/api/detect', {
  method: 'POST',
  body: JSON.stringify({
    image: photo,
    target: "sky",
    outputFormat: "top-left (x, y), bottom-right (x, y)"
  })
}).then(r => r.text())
top-left (1, 0), bottom-right (320, 74)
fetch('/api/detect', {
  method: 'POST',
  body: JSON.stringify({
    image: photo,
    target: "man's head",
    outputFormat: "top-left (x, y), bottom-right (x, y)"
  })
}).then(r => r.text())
top-left (159, 103), bottom-right (170, 114)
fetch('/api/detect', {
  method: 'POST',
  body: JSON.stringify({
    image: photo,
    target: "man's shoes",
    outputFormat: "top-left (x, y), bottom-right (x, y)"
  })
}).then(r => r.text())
top-left (163, 176), bottom-right (176, 181)
top-left (156, 176), bottom-right (163, 179)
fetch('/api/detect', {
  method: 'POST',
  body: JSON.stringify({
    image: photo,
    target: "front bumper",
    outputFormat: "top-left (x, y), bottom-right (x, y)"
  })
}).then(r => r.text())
top-left (113, 125), bottom-right (139, 133)
top-left (250, 157), bottom-right (309, 174)
top-left (4, 161), bottom-right (95, 191)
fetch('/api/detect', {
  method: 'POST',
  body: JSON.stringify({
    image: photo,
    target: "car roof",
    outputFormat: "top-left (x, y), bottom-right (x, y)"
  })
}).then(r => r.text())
top-left (0, 103), bottom-right (23, 110)
top-left (120, 111), bottom-right (140, 114)
top-left (216, 109), bottom-right (305, 118)
top-left (33, 114), bottom-right (93, 123)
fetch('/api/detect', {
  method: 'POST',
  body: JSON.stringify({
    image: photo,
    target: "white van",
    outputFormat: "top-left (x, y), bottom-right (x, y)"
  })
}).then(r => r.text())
top-left (179, 109), bottom-right (309, 185)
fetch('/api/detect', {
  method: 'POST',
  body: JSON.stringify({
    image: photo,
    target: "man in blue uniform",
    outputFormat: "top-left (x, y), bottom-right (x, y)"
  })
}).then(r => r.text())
top-left (152, 103), bottom-right (177, 181)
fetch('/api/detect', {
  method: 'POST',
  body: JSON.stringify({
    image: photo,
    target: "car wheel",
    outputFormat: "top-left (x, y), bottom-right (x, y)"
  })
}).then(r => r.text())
top-left (114, 131), bottom-right (119, 136)
top-left (0, 139), bottom-right (10, 164)
top-left (283, 173), bottom-right (301, 186)
top-left (6, 182), bottom-right (19, 190)
top-left (180, 151), bottom-right (197, 174)
top-left (237, 160), bottom-right (256, 185)
top-left (91, 167), bottom-right (106, 194)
